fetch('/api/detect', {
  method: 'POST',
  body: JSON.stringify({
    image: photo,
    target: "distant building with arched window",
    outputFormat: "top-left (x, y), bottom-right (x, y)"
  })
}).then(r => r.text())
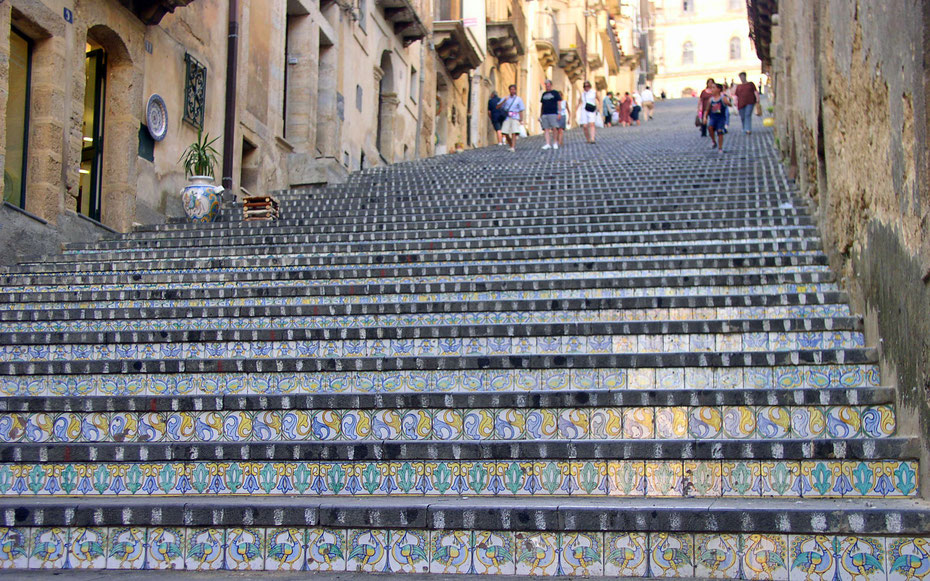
top-left (644, 0), bottom-right (763, 100)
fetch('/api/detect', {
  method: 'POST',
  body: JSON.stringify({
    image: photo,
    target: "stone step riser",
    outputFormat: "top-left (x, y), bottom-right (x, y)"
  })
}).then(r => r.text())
top-left (1, 458), bottom-right (918, 499)
top-left (0, 305), bottom-right (854, 333)
top-left (0, 364), bottom-right (881, 398)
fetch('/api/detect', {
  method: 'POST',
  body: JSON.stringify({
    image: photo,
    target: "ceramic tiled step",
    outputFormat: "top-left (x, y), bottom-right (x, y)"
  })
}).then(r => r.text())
top-left (78, 208), bottom-right (812, 249)
top-left (1, 457), bottom-right (917, 499)
top-left (0, 269), bottom-right (838, 304)
top-left (0, 363), bottom-right (882, 398)
top-left (0, 303), bottom-right (854, 334)
top-left (4, 497), bottom-right (930, 540)
top-left (58, 229), bottom-right (820, 262)
top-left (0, 387), bottom-right (897, 444)
top-left (156, 191), bottom-right (802, 232)
top-left (10, 233), bottom-right (826, 275)
top-left (0, 254), bottom-right (832, 287)
top-left (30, 242), bottom-right (825, 277)
top-left (0, 323), bottom-right (867, 365)
top-left (7, 518), bottom-right (930, 575)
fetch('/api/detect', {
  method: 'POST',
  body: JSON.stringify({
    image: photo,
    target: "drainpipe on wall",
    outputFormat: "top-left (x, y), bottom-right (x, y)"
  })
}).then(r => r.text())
top-left (415, 39), bottom-right (428, 159)
top-left (221, 0), bottom-right (239, 190)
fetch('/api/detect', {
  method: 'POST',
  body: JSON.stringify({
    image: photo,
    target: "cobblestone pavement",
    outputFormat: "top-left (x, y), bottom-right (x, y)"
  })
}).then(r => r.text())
top-left (0, 99), bottom-right (927, 579)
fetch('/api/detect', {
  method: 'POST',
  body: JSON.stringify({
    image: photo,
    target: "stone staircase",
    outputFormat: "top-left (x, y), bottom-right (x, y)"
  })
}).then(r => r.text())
top-left (0, 100), bottom-right (928, 578)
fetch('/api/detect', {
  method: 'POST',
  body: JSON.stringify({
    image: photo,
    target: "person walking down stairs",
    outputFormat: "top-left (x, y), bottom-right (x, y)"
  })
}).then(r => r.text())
top-left (578, 80), bottom-right (599, 143)
top-left (540, 80), bottom-right (563, 150)
top-left (497, 84), bottom-right (525, 152)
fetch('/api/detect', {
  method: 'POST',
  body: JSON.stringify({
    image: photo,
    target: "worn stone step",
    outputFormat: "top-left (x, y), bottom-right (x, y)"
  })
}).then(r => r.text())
top-left (4, 496), bottom-right (929, 536)
top-left (5, 436), bottom-right (913, 463)
top-left (58, 232), bottom-right (821, 263)
top-left (24, 242), bottom-right (825, 276)
top-left (76, 208), bottom-right (811, 250)
top-left (0, 269), bottom-right (839, 306)
top-left (0, 347), bottom-right (878, 376)
top-left (0, 253), bottom-right (831, 286)
top-left (0, 363), bottom-right (882, 398)
top-left (0, 297), bottom-right (853, 332)
top-left (0, 316), bottom-right (864, 351)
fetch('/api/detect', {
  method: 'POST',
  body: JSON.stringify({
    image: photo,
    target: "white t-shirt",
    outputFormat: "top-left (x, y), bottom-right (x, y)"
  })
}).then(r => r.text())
top-left (641, 89), bottom-right (655, 103)
top-left (499, 95), bottom-right (525, 119)
top-left (632, 92), bottom-right (642, 106)
top-left (581, 89), bottom-right (597, 108)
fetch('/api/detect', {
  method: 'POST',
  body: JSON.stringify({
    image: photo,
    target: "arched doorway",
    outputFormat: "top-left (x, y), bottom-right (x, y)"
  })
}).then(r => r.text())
top-left (78, 40), bottom-right (106, 221)
top-left (79, 26), bottom-right (140, 230)
top-left (376, 51), bottom-right (398, 162)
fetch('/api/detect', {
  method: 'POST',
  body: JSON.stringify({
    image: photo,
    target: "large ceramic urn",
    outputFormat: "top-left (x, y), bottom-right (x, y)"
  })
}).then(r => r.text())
top-left (181, 176), bottom-right (224, 222)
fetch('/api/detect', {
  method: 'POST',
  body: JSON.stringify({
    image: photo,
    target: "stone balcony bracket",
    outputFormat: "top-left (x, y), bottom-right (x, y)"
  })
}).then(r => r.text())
top-left (376, 0), bottom-right (429, 46)
top-left (433, 20), bottom-right (484, 79)
top-left (487, 21), bottom-right (526, 64)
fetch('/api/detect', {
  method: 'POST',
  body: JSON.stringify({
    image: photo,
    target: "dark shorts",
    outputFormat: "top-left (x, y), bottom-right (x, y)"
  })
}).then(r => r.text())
top-left (708, 113), bottom-right (727, 131)
top-left (491, 117), bottom-right (504, 131)
top-left (631, 106), bottom-right (641, 121)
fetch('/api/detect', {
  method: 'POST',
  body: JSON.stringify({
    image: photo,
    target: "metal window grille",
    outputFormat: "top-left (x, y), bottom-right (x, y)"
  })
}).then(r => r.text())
top-left (183, 53), bottom-right (207, 129)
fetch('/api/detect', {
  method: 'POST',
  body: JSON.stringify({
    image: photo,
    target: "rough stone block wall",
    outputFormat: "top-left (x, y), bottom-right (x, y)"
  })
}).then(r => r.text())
top-left (772, 0), bottom-right (930, 494)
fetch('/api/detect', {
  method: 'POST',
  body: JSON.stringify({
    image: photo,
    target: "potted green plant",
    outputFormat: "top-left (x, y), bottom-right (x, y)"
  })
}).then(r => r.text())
top-left (178, 130), bottom-right (224, 222)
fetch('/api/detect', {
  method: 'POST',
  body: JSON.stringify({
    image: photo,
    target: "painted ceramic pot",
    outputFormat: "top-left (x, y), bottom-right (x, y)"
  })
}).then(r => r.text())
top-left (181, 176), bottom-right (224, 222)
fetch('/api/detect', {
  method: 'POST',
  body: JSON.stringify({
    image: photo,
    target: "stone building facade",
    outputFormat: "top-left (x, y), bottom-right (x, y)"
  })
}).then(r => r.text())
top-left (645, 0), bottom-right (762, 98)
top-left (750, 0), bottom-right (930, 494)
top-left (1, 0), bottom-right (630, 264)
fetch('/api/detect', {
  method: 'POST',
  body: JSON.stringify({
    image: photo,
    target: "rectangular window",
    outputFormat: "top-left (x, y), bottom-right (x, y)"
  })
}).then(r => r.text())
top-left (4, 28), bottom-right (32, 208)
top-left (183, 53), bottom-right (207, 129)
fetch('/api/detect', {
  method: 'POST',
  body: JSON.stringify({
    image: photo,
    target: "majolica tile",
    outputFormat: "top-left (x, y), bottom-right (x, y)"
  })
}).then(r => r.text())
top-left (689, 407), bottom-right (722, 439)
top-left (628, 368), bottom-right (655, 390)
top-left (29, 527), bottom-right (68, 569)
top-left (346, 529), bottom-right (388, 573)
top-left (590, 408), bottom-right (623, 439)
top-left (623, 407), bottom-right (655, 439)
top-left (387, 529), bottom-right (430, 573)
top-left (430, 530), bottom-right (472, 574)
top-left (788, 535), bottom-right (837, 581)
top-left (605, 532), bottom-right (648, 577)
top-left (694, 533), bottom-right (740, 579)
top-left (562, 532), bottom-right (604, 576)
top-left (834, 536), bottom-right (885, 581)
top-left (683, 461), bottom-right (722, 497)
top-left (655, 407), bottom-right (689, 439)
top-left (186, 528), bottom-right (225, 570)
top-left (0, 528), bottom-right (29, 569)
top-left (473, 531), bottom-right (515, 575)
top-left (67, 527), bottom-right (108, 569)
top-left (145, 527), bottom-right (184, 570)
top-left (514, 532), bottom-right (560, 576)
top-left (722, 406), bottom-right (757, 439)
top-left (792, 407), bottom-right (826, 439)
top-left (722, 461), bottom-right (758, 497)
top-left (742, 534), bottom-right (789, 580)
top-left (826, 406), bottom-right (861, 439)
top-left (225, 528), bottom-right (265, 570)
top-left (649, 533), bottom-right (694, 578)
top-left (888, 537), bottom-right (930, 581)
top-left (760, 462), bottom-right (801, 498)
top-left (608, 461), bottom-right (646, 497)
top-left (715, 368), bottom-right (743, 390)
top-left (302, 528), bottom-right (344, 571)
top-left (646, 461), bottom-right (683, 497)
top-left (756, 406), bottom-right (792, 439)
top-left (861, 405), bottom-right (896, 438)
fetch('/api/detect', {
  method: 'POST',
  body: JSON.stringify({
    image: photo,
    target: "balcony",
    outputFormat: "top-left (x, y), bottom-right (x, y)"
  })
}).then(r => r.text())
top-left (432, 0), bottom-right (484, 79)
top-left (486, 0), bottom-right (526, 64)
top-left (118, 0), bottom-right (198, 25)
top-left (587, 29), bottom-right (604, 70)
top-left (533, 11), bottom-right (558, 69)
top-left (376, 0), bottom-right (429, 47)
top-left (557, 22), bottom-right (586, 83)
top-left (604, 15), bottom-right (624, 74)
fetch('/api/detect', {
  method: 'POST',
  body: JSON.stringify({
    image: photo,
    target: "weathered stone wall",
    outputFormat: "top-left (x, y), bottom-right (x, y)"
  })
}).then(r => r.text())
top-left (771, 0), bottom-right (930, 494)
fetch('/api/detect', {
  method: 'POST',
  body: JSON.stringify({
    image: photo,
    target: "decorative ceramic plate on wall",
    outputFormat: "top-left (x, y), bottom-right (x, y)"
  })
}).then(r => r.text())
top-left (146, 94), bottom-right (168, 142)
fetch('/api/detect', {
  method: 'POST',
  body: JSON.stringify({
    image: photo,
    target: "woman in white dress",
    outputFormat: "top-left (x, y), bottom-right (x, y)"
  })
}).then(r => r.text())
top-left (577, 80), bottom-right (599, 143)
